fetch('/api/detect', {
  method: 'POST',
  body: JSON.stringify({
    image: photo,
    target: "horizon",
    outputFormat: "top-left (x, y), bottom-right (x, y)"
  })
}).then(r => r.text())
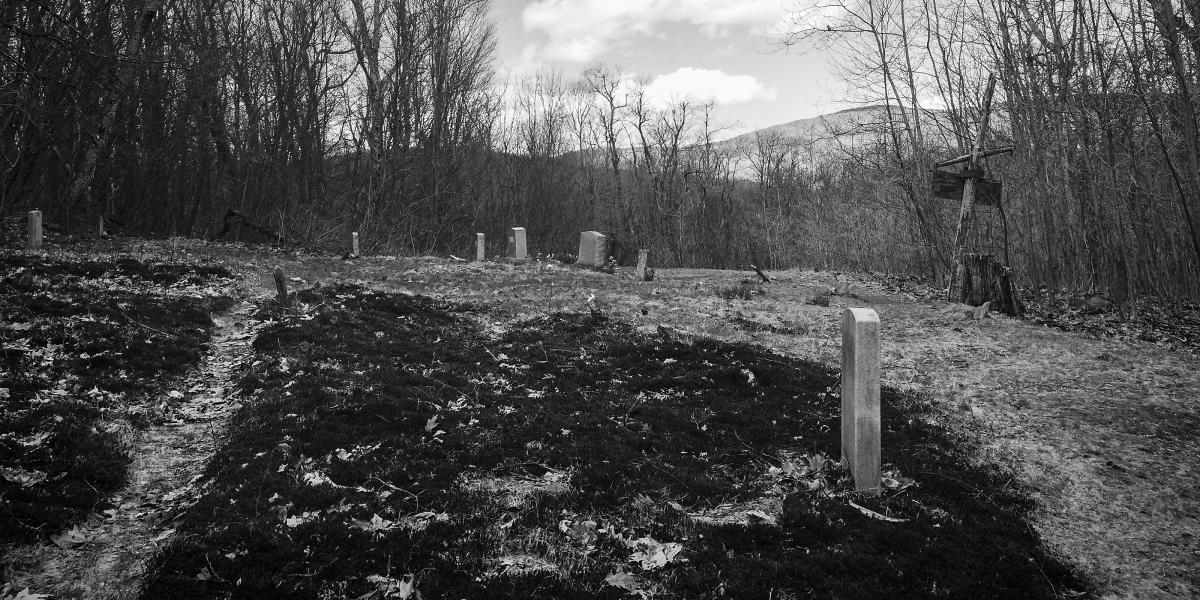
top-left (489, 1), bottom-right (856, 139)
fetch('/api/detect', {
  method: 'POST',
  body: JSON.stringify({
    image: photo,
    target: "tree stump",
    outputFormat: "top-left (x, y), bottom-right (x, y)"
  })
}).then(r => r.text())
top-left (950, 253), bottom-right (1023, 316)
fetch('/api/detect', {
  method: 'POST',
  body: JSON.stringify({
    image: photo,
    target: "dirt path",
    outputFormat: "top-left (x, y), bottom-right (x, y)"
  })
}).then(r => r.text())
top-left (4, 301), bottom-right (259, 599)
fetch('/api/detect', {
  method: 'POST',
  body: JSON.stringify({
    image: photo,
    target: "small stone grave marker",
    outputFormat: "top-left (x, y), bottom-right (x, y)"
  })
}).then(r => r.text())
top-left (841, 307), bottom-right (880, 495)
top-left (273, 265), bottom-right (290, 307)
top-left (577, 231), bottom-right (607, 267)
top-left (26, 210), bottom-right (42, 253)
top-left (507, 227), bottom-right (527, 259)
top-left (634, 249), bottom-right (650, 281)
top-left (351, 232), bottom-right (360, 257)
top-left (476, 233), bottom-right (485, 261)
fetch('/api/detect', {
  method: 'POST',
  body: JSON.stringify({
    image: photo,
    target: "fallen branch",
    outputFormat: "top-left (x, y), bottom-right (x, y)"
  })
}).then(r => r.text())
top-left (848, 500), bottom-right (908, 523)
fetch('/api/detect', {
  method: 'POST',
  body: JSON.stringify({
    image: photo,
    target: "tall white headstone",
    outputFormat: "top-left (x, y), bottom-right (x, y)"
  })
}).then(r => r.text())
top-left (577, 231), bottom-right (607, 267)
top-left (476, 233), bottom-right (486, 261)
top-left (841, 307), bottom-right (881, 495)
top-left (507, 227), bottom-right (527, 259)
top-left (351, 232), bottom-right (360, 257)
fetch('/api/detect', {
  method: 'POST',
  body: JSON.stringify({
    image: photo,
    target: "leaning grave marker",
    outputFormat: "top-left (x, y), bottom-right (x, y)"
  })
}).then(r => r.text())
top-left (577, 231), bottom-right (607, 267)
top-left (841, 307), bottom-right (881, 495)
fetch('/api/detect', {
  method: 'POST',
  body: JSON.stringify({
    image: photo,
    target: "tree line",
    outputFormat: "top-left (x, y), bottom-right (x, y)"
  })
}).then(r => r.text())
top-left (3, 0), bottom-right (1199, 298)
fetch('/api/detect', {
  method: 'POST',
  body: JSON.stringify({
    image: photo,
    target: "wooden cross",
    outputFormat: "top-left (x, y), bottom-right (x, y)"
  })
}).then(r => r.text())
top-left (941, 73), bottom-right (1014, 301)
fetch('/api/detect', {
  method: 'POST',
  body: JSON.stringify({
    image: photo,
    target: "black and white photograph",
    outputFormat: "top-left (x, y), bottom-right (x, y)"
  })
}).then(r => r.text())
top-left (1, 0), bottom-right (1197, 598)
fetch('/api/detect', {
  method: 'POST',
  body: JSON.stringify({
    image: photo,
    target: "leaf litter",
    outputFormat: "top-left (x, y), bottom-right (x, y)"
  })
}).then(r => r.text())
top-left (135, 282), bottom-right (1090, 599)
top-left (0, 252), bottom-right (255, 599)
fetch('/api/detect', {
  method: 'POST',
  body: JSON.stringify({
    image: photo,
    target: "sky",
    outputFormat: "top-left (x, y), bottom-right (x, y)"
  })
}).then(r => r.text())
top-left (489, 0), bottom-right (851, 138)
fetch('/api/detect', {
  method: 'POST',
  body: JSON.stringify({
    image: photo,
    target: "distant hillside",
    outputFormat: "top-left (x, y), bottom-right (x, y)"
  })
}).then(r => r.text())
top-left (564, 105), bottom-right (960, 178)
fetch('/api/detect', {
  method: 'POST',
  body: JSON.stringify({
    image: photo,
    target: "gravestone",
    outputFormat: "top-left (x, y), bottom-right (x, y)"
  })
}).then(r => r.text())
top-left (351, 232), bottom-right (360, 257)
top-left (506, 227), bottom-right (527, 259)
top-left (273, 265), bottom-right (290, 307)
top-left (634, 249), bottom-right (650, 281)
top-left (841, 307), bottom-right (880, 495)
top-left (577, 231), bottom-right (607, 267)
top-left (476, 233), bottom-right (485, 261)
top-left (26, 210), bottom-right (42, 253)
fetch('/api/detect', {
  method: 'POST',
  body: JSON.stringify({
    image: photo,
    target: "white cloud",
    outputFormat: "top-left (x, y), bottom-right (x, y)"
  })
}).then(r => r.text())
top-left (522, 0), bottom-right (787, 62)
top-left (643, 67), bottom-right (778, 105)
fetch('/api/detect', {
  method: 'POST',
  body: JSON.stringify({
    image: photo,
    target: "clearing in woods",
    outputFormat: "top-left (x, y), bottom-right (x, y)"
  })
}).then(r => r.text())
top-left (1, 238), bottom-right (1197, 599)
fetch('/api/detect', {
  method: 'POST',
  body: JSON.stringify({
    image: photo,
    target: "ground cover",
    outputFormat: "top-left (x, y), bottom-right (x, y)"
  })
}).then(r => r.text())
top-left (142, 283), bottom-right (1090, 599)
top-left (0, 253), bottom-right (234, 547)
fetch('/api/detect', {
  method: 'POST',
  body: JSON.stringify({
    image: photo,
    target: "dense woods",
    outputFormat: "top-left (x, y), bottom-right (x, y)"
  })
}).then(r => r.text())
top-left (3, 0), bottom-right (1199, 297)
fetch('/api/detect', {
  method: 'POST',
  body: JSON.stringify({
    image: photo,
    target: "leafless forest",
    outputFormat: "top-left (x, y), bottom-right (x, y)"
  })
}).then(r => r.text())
top-left (3, 0), bottom-right (1199, 297)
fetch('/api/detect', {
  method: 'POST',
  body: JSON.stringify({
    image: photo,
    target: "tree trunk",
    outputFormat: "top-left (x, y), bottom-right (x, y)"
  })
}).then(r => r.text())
top-left (953, 253), bottom-right (1024, 317)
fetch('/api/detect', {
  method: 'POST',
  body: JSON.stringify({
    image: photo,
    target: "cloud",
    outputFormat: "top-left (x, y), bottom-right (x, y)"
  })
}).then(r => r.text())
top-left (642, 67), bottom-right (778, 105)
top-left (522, 0), bottom-right (787, 62)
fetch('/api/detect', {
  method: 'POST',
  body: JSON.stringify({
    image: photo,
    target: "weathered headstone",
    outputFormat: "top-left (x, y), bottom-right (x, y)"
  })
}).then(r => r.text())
top-left (841, 307), bottom-right (880, 495)
top-left (273, 265), bottom-right (290, 307)
top-left (506, 227), bottom-right (527, 259)
top-left (351, 232), bottom-right (360, 257)
top-left (98, 215), bottom-right (107, 238)
top-left (26, 210), bottom-right (42, 253)
top-left (576, 231), bottom-right (607, 267)
top-left (634, 249), bottom-right (649, 281)
top-left (476, 233), bottom-right (485, 261)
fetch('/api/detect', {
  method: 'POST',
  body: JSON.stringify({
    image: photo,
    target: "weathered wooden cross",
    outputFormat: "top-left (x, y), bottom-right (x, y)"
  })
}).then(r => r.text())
top-left (936, 73), bottom-right (1015, 303)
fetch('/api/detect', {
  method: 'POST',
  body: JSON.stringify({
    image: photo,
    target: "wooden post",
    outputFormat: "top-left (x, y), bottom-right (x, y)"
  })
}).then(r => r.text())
top-left (26, 210), bottom-right (43, 253)
top-left (476, 233), bottom-right (485, 261)
top-left (841, 308), bottom-right (881, 495)
top-left (948, 73), bottom-right (997, 302)
top-left (351, 232), bottom-right (360, 257)
top-left (273, 265), bottom-right (290, 307)
top-left (634, 249), bottom-right (649, 281)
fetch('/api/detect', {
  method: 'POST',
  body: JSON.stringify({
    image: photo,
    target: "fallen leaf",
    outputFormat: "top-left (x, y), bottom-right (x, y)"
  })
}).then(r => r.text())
top-left (628, 536), bottom-right (684, 570)
top-left (604, 570), bottom-right (645, 592)
top-left (50, 526), bottom-right (89, 549)
top-left (8, 588), bottom-right (51, 600)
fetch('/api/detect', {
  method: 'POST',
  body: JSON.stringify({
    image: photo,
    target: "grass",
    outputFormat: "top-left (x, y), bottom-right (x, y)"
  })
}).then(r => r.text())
top-left (141, 283), bottom-right (1092, 599)
top-left (0, 254), bottom-right (233, 546)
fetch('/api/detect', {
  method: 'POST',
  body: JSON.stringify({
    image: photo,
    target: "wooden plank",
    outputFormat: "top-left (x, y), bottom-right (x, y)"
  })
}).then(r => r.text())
top-left (932, 170), bottom-right (964, 200)
top-left (934, 171), bottom-right (1002, 207)
top-left (841, 307), bottom-right (881, 495)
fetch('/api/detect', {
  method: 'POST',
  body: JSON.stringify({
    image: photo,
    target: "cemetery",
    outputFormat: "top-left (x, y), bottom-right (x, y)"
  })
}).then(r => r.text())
top-left (6, 218), bottom-right (1199, 599)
